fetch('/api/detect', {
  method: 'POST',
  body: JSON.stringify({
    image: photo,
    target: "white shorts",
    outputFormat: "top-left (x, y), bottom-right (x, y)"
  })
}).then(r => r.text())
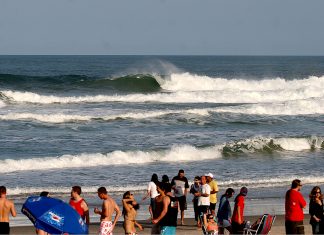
top-left (99, 221), bottom-right (113, 235)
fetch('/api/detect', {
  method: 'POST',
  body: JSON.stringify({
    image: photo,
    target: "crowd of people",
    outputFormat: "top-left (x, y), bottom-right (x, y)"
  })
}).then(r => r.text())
top-left (0, 174), bottom-right (324, 235)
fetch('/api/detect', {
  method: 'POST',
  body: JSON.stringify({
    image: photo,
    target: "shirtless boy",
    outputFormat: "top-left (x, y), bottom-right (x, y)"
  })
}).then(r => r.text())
top-left (0, 186), bottom-right (16, 234)
top-left (95, 187), bottom-right (121, 235)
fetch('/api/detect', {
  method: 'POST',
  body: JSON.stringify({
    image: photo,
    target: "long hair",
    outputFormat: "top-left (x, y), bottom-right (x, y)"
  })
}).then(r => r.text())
top-left (122, 191), bottom-right (139, 215)
top-left (309, 186), bottom-right (323, 201)
top-left (151, 173), bottom-right (159, 185)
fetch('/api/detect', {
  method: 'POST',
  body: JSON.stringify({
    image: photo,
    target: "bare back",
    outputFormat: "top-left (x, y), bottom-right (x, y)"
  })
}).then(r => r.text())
top-left (101, 195), bottom-right (118, 221)
top-left (0, 198), bottom-right (16, 222)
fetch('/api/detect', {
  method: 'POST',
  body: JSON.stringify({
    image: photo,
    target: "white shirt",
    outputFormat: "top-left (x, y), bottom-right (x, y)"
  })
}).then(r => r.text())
top-left (147, 181), bottom-right (159, 198)
top-left (198, 184), bottom-right (211, 206)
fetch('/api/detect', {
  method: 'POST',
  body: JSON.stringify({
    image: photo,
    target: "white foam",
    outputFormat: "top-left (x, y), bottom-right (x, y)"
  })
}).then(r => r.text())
top-left (7, 185), bottom-right (148, 196)
top-left (213, 98), bottom-right (324, 115)
top-left (1, 145), bottom-right (222, 173)
top-left (219, 175), bottom-right (324, 189)
top-left (161, 73), bottom-right (324, 92)
top-left (7, 175), bottom-right (324, 196)
top-left (1, 136), bottom-right (323, 173)
top-left (2, 75), bottom-right (324, 105)
top-left (0, 100), bottom-right (5, 108)
top-left (0, 109), bottom-right (210, 123)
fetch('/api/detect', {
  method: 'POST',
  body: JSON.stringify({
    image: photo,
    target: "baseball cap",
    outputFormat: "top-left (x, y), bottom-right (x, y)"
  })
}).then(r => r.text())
top-left (205, 173), bottom-right (214, 178)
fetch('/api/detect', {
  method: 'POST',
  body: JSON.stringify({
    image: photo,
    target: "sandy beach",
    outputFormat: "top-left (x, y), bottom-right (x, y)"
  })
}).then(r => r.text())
top-left (10, 214), bottom-right (312, 235)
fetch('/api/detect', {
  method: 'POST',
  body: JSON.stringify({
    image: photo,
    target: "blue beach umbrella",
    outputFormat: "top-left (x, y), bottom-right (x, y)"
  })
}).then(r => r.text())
top-left (22, 196), bottom-right (88, 234)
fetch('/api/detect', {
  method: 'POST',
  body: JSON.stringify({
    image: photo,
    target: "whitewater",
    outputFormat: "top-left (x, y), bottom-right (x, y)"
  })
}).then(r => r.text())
top-left (1, 55), bottom-right (324, 225)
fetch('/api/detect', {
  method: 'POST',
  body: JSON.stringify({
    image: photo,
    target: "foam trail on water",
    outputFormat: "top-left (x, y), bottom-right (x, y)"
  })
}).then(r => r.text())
top-left (0, 109), bottom-right (210, 123)
top-left (7, 175), bottom-right (324, 196)
top-left (213, 98), bottom-right (324, 115)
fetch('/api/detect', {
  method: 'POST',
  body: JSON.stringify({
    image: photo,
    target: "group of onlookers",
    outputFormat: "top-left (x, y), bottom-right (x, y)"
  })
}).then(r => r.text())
top-left (1, 176), bottom-right (324, 235)
top-left (143, 169), bottom-right (249, 235)
top-left (285, 179), bottom-right (324, 235)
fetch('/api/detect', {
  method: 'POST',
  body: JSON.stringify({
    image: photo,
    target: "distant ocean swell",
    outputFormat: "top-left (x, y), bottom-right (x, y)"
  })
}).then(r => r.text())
top-left (2, 136), bottom-right (323, 173)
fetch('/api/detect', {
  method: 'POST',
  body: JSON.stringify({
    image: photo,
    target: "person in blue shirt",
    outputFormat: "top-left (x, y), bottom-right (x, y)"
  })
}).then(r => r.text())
top-left (217, 188), bottom-right (235, 235)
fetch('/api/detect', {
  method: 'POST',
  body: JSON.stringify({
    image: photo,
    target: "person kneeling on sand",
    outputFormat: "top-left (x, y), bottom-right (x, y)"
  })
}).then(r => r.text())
top-left (95, 187), bottom-right (121, 235)
top-left (0, 186), bottom-right (16, 235)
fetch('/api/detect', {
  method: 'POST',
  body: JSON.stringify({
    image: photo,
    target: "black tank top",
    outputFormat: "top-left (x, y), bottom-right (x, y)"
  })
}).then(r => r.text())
top-left (159, 195), bottom-right (178, 227)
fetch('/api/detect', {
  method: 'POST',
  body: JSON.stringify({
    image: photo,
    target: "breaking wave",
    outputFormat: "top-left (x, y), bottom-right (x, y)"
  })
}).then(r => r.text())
top-left (1, 136), bottom-right (323, 173)
top-left (1, 74), bottom-right (324, 105)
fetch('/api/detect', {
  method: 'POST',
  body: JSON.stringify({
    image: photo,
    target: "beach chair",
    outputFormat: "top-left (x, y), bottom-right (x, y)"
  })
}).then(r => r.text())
top-left (199, 213), bottom-right (218, 235)
top-left (243, 214), bottom-right (276, 235)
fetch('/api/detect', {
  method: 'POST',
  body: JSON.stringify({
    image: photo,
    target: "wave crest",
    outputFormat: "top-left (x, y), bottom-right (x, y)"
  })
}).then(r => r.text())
top-left (1, 136), bottom-right (323, 173)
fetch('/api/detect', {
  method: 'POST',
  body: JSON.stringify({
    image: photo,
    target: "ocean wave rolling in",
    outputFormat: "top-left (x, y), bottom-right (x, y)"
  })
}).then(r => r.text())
top-left (1, 56), bottom-right (324, 225)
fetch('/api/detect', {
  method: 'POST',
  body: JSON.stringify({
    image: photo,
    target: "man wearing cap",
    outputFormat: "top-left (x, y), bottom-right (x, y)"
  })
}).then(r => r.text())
top-left (285, 179), bottom-right (306, 234)
top-left (206, 173), bottom-right (219, 215)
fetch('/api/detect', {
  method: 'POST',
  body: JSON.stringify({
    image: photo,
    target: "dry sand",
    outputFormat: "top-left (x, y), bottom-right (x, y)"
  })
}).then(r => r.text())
top-left (10, 215), bottom-right (312, 234)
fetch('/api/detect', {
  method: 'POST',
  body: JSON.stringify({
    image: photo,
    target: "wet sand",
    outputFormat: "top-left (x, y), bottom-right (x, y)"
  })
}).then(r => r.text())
top-left (10, 214), bottom-right (312, 234)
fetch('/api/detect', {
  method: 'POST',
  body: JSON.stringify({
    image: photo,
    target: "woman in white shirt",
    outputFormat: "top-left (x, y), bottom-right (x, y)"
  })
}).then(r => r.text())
top-left (142, 173), bottom-right (159, 219)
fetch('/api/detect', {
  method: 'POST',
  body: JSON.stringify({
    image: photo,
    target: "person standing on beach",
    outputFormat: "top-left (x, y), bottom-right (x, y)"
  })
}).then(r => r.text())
top-left (0, 186), bottom-right (16, 234)
top-left (122, 191), bottom-right (143, 235)
top-left (69, 186), bottom-right (90, 226)
top-left (171, 169), bottom-right (189, 225)
top-left (95, 187), bottom-right (121, 235)
top-left (196, 175), bottom-right (211, 227)
top-left (309, 186), bottom-right (324, 234)
top-left (231, 187), bottom-right (248, 234)
top-left (142, 173), bottom-right (159, 220)
top-left (217, 188), bottom-right (235, 235)
top-left (151, 182), bottom-right (167, 235)
top-left (206, 173), bottom-right (219, 216)
top-left (152, 183), bottom-right (178, 235)
top-left (190, 176), bottom-right (201, 227)
top-left (285, 179), bottom-right (306, 235)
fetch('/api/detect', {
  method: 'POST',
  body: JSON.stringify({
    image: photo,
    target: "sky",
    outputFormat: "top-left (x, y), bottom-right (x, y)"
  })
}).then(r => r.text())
top-left (0, 0), bottom-right (324, 55)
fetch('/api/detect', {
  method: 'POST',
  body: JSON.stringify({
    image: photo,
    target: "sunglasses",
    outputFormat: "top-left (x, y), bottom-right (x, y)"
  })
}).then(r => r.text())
top-left (208, 217), bottom-right (214, 219)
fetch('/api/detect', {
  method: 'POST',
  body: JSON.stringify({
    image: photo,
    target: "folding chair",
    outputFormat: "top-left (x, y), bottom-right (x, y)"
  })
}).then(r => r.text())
top-left (243, 214), bottom-right (276, 235)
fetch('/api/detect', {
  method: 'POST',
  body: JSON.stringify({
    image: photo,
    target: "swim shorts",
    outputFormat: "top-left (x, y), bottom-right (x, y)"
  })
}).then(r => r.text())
top-left (0, 222), bottom-right (10, 234)
top-left (177, 196), bottom-right (187, 210)
top-left (160, 226), bottom-right (176, 235)
top-left (99, 221), bottom-right (113, 235)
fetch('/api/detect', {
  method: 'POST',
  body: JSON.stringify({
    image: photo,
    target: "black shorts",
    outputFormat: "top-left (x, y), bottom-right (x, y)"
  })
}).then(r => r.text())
top-left (0, 222), bottom-right (10, 234)
top-left (209, 202), bottom-right (216, 211)
top-left (198, 205), bottom-right (209, 215)
top-left (177, 196), bottom-right (187, 211)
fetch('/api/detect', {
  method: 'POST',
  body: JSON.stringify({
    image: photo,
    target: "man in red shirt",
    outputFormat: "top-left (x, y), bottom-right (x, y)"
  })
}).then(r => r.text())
top-left (69, 186), bottom-right (90, 226)
top-left (285, 179), bottom-right (306, 234)
top-left (231, 187), bottom-right (248, 234)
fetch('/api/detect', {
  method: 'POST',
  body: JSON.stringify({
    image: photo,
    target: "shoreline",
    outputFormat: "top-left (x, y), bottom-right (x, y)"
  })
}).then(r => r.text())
top-left (10, 215), bottom-right (312, 235)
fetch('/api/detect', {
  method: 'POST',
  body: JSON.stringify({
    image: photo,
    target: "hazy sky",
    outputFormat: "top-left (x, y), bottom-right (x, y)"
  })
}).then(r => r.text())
top-left (1, 0), bottom-right (324, 55)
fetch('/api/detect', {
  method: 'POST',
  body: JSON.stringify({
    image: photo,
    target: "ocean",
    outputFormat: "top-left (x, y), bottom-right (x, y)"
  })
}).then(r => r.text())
top-left (0, 55), bottom-right (324, 226)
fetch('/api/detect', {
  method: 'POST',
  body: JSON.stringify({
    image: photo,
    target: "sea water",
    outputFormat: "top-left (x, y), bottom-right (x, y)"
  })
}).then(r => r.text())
top-left (0, 55), bottom-right (324, 226)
